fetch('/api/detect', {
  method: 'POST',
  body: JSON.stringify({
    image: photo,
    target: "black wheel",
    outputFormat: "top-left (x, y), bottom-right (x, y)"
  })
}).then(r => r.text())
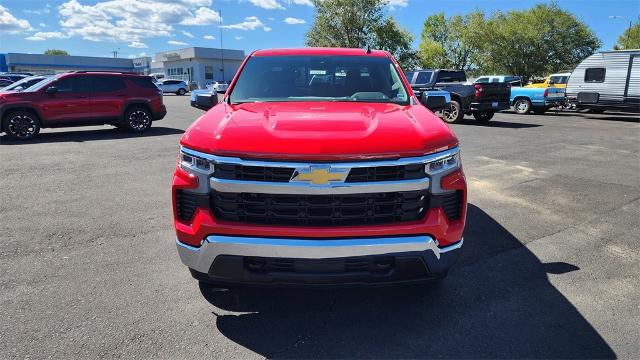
top-left (473, 110), bottom-right (495, 122)
top-left (177, 88), bottom-right (186, 96)
top-left (514, 98), bottom-right (531, 114)
top-left (442, 100), bottom-right (463, 123)
top-left (123, 107), bottom-right (152, 133)
top-left (3, 110), bottom-right (40, 140)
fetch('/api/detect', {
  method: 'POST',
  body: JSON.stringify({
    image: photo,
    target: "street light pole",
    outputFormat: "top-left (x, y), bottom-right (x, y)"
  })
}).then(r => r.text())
top-left (219, 9), bottom-right (225, 82)
top-left (609, 15), bottom-right (633, 49)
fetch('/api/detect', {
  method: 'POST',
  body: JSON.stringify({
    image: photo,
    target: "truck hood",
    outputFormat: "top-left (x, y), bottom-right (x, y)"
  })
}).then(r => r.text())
top-left (181, 101), bottom-right (458, 161)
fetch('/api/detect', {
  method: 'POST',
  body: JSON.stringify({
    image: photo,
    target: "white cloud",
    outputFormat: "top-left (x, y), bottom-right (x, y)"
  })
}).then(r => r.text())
top-left (168, 40), bottom-right (188, 46)
top-left (203, 35), bottom-right (215, 40)
top-left (291, 0), bottom-right (313, 6)
top-left (0, 5), bottom-right (32, 33)
top-left (180, 7), bottom-right (221, 25)
top-left (284, 17), bottom-right (305, 25)
top-left (56, 0), bottom-right (221, 45)
top-left (128, 41), bottom-right (148, 48)
top-left (127, 52), bottom-right (147, 58)
top-left (26, 31), bottom-right (67, 41)
top-left (234, 36), bottom-right (243, 40)
top-left (39, 23), bottom-right (47, 28)
top-left (221, 16), bottom-right (269, 31)
top-left (387, 0), bottom-right (408, 9)
top-left (248, 0), bottom-right (283, 10)
top-left (181, 30), bottom-right (194, 38)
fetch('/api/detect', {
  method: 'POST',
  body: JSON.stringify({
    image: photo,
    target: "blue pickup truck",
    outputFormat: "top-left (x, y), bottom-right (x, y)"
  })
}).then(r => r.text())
top-left (510, 87), bottom-right (566, 114)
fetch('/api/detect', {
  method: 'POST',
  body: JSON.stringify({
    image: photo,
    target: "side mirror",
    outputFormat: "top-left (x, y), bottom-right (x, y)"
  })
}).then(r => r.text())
top-left (45, 86), bottom-right (58, 94)
top-left (191, 92), bottom-right (218, 110)
top-left (421, 93), bottom-right (448, 112)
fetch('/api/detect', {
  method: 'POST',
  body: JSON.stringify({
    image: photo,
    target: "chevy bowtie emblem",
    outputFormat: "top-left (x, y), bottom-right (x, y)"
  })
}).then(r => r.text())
top-left (291, 166), bottom-right (349, 185)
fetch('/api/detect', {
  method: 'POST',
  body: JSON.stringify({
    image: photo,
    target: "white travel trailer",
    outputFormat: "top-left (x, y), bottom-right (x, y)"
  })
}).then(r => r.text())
top-left (566, 50), bottom-right (640, 113)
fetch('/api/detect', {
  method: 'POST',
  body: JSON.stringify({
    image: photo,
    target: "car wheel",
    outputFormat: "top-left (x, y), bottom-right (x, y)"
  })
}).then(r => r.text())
top-left (442, 100), bottom-right (463, 124)
top-left (3, 110), bottom-right (41, 140)
top-left (177, 88), bottom-right (186, 96)
top-left (124, 107), bottom-right (152, 133)
top-left (514, 99), bottom-right (531, 114)
top-left (473, 110), bottom-right (495, 122)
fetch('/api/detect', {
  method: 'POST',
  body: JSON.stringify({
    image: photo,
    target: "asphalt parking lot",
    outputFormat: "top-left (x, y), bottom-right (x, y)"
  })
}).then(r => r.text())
top-left (1, 95), bottom-right (639, 359)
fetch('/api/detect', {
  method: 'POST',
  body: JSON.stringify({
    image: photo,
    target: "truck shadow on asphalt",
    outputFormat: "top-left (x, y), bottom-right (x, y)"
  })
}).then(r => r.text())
top-left (0, 126), bottom-right (184, 145)
top-left (199, 204), bottom-right (615, 359)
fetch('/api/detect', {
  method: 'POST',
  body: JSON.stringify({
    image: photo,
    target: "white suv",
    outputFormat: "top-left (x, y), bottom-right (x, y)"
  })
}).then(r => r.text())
top-left (158, 80), bottom-right (189, 95)
top-left (207, 81), bottom-right (228, 93)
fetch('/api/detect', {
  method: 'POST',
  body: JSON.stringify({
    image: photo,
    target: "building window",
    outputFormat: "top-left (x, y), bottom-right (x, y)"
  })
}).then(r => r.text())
top-left (584, 68), bottom-right (605, 83)
top-left (205, 66), bottom-right (214, 80)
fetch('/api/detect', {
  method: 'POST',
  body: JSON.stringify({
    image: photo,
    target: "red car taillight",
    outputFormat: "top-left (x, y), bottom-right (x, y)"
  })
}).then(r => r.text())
top-left (543, 88), bottom-right (549, 97)
top-left (474, 84), bottom-right (483, 99)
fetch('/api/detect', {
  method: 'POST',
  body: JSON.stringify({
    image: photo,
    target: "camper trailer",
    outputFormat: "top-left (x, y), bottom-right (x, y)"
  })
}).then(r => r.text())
top-left (566, 50), bottom-right (640, 113)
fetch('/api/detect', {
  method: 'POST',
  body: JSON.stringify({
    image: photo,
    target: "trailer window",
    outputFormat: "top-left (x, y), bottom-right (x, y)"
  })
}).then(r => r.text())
top-left (584, 68), bottom-right (605, 83)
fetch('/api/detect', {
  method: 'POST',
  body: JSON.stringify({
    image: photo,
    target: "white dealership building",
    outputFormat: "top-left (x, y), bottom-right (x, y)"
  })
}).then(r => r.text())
top-left (151, 47), bottom-right (245, 88)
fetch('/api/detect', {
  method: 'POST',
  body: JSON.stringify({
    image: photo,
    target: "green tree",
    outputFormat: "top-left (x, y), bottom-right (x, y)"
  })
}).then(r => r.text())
top-left (418, 11), bottom-right (487, 71)
top-left (44, 49), bottom-right (70, 56)
top-left (305, 0), bottom-right (417, 69)
top-left (613, 22), bottom-right (640, 50)
top-left (483, 3), bottom-right (601, 82)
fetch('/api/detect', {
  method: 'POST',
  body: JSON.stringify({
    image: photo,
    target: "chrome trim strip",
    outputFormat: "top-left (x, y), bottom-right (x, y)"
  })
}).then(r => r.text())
top-left (181, 146), bottom-right (459, 169)
top-left (210, 177), bottom-right (430, 194)
top-left (176, 236), bottom-right (464, 274)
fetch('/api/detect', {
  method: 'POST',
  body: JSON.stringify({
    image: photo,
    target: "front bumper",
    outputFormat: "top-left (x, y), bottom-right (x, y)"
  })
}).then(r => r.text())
top-left (176, 235), bottom-right (463, 285)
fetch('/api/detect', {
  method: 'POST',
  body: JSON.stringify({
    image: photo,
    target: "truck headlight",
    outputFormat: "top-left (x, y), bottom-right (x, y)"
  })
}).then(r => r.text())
top-left (180, 149), bottom-right (214, 173)
top-left (425, 150), bottom-right (460, 175)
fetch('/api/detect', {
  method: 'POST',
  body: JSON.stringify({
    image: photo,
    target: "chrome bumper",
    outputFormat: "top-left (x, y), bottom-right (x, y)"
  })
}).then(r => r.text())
top-left (176, 235), bottom-right (463, 275)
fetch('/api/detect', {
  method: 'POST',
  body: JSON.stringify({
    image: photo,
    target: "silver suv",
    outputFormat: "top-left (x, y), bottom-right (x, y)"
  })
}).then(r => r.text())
top-left (157, 80), bottom-right (189, 95)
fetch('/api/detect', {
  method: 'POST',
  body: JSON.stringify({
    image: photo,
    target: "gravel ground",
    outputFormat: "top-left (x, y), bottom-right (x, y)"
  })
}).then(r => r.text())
top-left (1, 95), bottom-right (638, 359)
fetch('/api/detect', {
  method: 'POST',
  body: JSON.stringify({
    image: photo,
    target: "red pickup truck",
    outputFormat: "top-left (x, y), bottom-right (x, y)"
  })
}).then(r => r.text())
top-left (173, 48), bottom-right (467, 286)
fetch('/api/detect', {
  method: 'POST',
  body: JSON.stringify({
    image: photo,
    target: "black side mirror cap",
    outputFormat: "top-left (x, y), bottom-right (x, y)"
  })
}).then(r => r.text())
top-left (45, 86), bottom-right (58, 94)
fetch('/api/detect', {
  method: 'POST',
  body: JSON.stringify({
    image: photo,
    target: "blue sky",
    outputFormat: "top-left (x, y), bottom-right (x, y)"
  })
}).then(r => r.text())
top-left (0, 0), bottom-right (638, 59)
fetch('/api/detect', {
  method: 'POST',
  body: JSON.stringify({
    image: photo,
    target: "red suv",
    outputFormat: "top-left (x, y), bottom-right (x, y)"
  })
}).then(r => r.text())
top-left (173, 48), bottom-right (467, 286)
top-left (0, 71), bottom-right (167, 140)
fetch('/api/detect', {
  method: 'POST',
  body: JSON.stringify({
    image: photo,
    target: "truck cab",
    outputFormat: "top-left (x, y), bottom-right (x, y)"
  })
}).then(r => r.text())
top-left (525, 72), bottom-right (571, 89)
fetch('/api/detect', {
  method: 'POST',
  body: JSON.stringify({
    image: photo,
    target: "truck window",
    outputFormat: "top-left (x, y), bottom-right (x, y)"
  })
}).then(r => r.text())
top-left (436, 70), bottom-right (466, 83)
top-left (404, 71), bottom-right (415, 82)
top-left (584, 68), bottom-right (605, 83)
top-left (415, 71), bottom-right (432, 84)
top-left (551, 75), bottom-right (569, 84)
top-left (474, 77), bottom-right (489, 83)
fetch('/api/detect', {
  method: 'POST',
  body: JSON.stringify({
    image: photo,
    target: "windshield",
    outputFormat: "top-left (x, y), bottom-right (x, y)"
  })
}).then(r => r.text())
top-left (229, 55), bottom-right (409, 105)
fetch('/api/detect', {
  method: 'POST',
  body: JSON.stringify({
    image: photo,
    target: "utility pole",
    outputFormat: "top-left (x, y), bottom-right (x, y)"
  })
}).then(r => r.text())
top-left (219, 9), bottom-right (225, 82)
top-left (112, 50), bottom-right (118, 58)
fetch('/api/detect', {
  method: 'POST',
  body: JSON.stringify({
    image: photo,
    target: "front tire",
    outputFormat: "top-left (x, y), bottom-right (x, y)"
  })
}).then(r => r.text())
top-left (473, 110), bottom-right (494, 122)
top-left (442, 100), bottom-right (463, 123)
top-left (177, 88), bottom-right (186, 96)
top-left (3, 110), bottom-right (41, 140)
top-left (514, 99), bottom-right (531, 114)
top-left (123, 107), bottom-right (152, 133)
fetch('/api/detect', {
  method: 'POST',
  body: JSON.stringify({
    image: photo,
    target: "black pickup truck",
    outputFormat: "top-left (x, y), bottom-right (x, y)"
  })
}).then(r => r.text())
top-left (405, 69), bottom-right (511, 123)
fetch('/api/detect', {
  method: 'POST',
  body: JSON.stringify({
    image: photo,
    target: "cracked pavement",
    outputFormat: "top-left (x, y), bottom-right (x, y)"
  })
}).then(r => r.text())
top-left (1, 96), bottom-right (638, 358)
